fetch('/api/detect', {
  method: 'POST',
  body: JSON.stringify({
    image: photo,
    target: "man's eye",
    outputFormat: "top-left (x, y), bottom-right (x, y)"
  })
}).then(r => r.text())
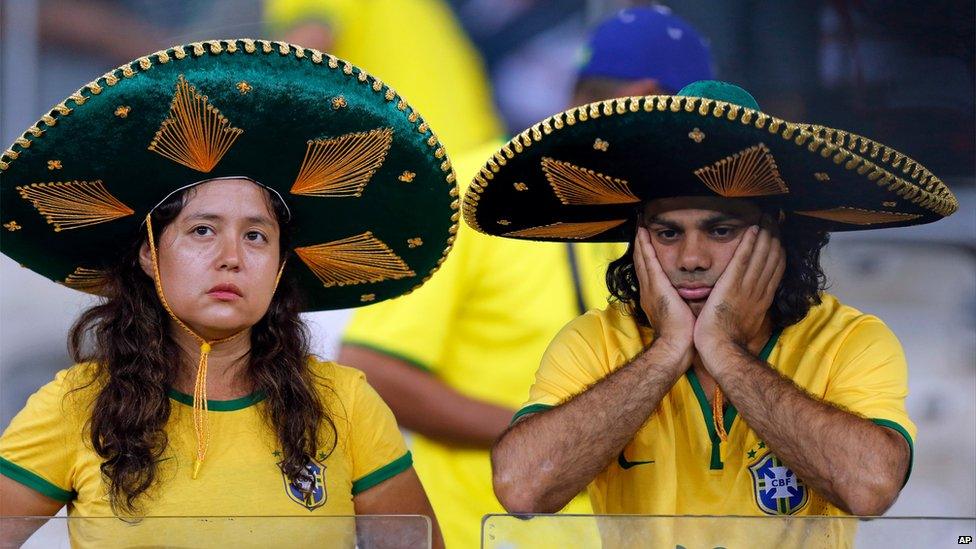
top-left (245, 231), bottom-right (267, 242)
top-left (712, 227), bottom-right (733, 237)
top-left (192, 226), bottom-right (213, 236)
top-left (657, 230), bottom-right (678, 240)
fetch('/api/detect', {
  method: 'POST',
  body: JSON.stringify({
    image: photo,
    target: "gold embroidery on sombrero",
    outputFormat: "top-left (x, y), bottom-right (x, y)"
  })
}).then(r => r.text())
top-left (62, 267), bottom-right (109, 294)
top-left (148, 75), bottom-right (243, 173)
top-left (503, 219), bottom-right (627, 240)
top-left (16, 180), bottom-right (134, 231)
top-left (290, 128), bottom-right (393, 198)
top-left (541, 157), bottom-right (639, 206)
top-left (294, 231), bottom-right (415, 287)
top-left (794, 207), bottom-right (922, 225)
top-left (693, 143), bottom-right (789, 198)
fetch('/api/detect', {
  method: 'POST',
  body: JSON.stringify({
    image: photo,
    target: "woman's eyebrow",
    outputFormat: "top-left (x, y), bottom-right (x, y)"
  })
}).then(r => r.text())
top-left (183, 213), bottom-right (276, 227)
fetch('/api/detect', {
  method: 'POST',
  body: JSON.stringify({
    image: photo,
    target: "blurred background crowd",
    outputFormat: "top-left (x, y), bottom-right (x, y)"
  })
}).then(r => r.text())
top-left (1, 0), bottom-right (973, 517)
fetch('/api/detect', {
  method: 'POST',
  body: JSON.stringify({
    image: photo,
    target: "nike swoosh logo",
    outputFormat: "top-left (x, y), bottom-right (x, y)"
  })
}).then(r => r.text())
top-left (618, 451), bottom-right (654, 469)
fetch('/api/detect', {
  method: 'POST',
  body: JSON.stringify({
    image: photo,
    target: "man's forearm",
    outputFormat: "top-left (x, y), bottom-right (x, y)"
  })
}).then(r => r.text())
top-left (708, 344), bottom-right (909, 515)
top-left (491, 340), bottom-right (688, 513)
top-left (338, 344), bottom-right (512, 447)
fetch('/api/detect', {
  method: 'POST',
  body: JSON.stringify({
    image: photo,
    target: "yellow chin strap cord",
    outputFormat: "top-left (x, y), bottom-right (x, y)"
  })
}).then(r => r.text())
top-left (713, 388), bottom-right (728, 442)
top-left (145, 214), bottom-right (286, 479)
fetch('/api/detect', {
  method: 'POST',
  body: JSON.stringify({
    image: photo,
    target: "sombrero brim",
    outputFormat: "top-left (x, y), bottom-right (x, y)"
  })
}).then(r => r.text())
top-left (0, 39), bottom-right (460, 311)
top-left (462, 91), bottom-right (957, 242)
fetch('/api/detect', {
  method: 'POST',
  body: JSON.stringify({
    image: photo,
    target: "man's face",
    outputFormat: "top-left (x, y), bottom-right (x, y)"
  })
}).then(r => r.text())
top-left (641, 196), bottom-right (767, 316)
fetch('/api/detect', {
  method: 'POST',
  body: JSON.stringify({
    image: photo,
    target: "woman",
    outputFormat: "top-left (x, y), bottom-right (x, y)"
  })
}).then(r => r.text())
top-left (0, 39), bottom-right (456, 547)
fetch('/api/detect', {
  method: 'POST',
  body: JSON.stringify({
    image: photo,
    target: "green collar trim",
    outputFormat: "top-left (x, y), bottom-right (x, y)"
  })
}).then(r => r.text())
top-left (167, 388), bottom-right (266, 411)
top-left (686, 329), bottom-right (782, 470)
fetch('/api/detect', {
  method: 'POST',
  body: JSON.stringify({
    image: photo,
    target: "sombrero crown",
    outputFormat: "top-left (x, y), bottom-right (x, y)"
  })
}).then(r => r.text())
top-left (0, 39), bottom-right (459, 310)
top-left (463, 80), bottom-right (957, 241)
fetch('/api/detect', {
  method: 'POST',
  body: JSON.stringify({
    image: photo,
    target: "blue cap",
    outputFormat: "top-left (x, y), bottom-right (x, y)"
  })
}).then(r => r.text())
top-left (577, 6), bottom-right (714, 93)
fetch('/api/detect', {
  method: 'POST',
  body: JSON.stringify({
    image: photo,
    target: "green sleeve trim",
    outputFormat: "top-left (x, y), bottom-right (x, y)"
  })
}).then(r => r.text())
top-left (510, 403), bottom-right (554, 424)
top-left (0, 457), bottom-right (75, 502)
top-left (351, 451), bottom-right (413, 495)
top-left (871, 418), bottom-right (915, 485)
top-left (340, 339), bottom-right (434, 373)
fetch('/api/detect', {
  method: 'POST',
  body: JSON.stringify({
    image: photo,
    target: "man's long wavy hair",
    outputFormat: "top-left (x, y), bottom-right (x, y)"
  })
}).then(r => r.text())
top-left (606, 213), bottom-right (830, 331)
top-left (68, 187), bottom-right (336, 515)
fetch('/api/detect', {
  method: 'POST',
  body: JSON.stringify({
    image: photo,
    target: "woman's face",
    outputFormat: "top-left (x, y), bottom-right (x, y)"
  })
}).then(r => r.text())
top-left (140, 178), bottom-right (282, 340)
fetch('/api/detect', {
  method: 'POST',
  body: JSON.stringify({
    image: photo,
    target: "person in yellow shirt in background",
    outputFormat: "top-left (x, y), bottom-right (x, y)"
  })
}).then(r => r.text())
top-left (265, 0), bottom-right (504, 154)
top-left (481, 79), bottom-right (957, 545)
top-left (337, 7), bottom-right (715, 547)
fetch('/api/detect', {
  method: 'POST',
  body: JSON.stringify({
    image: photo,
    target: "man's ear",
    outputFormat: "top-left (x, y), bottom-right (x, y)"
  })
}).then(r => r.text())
top-left (138, 241), bottom-right (154, 278)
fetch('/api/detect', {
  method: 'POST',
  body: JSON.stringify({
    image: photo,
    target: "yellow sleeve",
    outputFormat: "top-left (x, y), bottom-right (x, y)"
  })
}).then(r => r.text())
top-left (341, 228), bottom-right (470, 374)
top-left (514, 311), bottom-right (610, 422)
top-left (264, 0), bottom-right (355, 35)
top-left (824, 318), bottom-right (916, 477)
top-left (346, 369), bottom-right (412, 495)
top-left (0, 369), bottom-right (81, 502)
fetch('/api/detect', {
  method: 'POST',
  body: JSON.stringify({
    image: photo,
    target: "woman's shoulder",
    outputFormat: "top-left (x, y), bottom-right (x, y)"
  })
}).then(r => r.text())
top-left (4, 363), bottom-right (101, 431)
top-left (306, 356), bottom-right (369, 396)
top-left (35, 363), bottom-right (102, 404)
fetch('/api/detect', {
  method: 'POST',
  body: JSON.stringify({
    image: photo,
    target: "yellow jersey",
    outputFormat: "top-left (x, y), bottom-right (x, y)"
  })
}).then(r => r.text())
top-left (342, 143), bottom-right (626, 548)
top-left (265, 0), bottom-right (503, 153)
top-left (0, 360), bottom-right (410, 547)
top-left (518, 293), bottom-right (915, 519)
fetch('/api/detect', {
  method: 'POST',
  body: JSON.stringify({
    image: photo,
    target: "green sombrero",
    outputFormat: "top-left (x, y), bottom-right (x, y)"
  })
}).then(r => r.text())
top-left (463, 80), bottom-right (957, 241)
top-left (0, 39), bottom-right (459, 311)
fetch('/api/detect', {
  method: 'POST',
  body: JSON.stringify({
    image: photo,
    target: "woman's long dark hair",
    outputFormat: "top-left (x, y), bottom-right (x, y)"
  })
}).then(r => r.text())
top-left (606, 214), bottom-right (830, 331)
top-left (68, 187), bottom-right (336, 514)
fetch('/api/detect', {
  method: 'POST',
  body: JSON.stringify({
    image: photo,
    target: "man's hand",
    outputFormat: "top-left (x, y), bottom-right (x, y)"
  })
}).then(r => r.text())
top-left (634, 227), bottom-right (695, 363)
top-left (694, 225), bottom-right (785, 367)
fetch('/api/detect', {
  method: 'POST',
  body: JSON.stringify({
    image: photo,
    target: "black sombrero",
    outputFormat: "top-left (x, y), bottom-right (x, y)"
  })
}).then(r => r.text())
top-left (0, 39), bottom-right (459, 311)
top-left (463, 80), bottom-right (957, 241)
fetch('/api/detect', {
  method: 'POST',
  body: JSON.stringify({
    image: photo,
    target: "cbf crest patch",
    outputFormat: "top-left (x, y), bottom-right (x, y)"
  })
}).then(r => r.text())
top-left (748, 452), bottom-right (808, 515)
top-left (281, 457), bottom-right (328, 511)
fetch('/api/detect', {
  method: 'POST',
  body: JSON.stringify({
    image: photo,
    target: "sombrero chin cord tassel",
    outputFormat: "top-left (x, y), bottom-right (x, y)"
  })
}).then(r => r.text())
top-left (191, 341), bottom-right (212, 480)
top-left (713, 387), bottom-right (728, 442)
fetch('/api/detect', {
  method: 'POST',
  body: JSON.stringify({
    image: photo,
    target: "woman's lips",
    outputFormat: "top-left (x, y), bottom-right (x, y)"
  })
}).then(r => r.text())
top-left (207, 291), bottom-right (241, 301)
top-left (207, 283), bottom-right (243, 301)
top-left (676, 286), bottom-right (712, 300)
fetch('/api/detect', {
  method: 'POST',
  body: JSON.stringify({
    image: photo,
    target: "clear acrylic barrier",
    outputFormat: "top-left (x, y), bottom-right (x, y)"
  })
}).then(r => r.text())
top-left (0, 515), bottom-right (430, 549)
top-left (481, 514), bottom-right (976, 549)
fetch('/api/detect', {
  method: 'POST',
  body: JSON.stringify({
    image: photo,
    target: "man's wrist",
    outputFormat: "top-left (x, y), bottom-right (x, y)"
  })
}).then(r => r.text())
top-left (648, 335), bottom-right (694, 371)
top-left (698, 338), bottom-right (752, 377)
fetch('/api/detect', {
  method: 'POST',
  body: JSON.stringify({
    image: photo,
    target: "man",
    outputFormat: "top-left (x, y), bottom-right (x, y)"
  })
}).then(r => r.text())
top-left (337, 7), bottom-right (714, 547)
top-left (472, 80), bottom-right (956, 527)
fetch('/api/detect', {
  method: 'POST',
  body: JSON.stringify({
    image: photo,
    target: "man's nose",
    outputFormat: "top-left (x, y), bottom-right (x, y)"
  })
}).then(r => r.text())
top-left (677, 233), bottom-right (710, 273)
